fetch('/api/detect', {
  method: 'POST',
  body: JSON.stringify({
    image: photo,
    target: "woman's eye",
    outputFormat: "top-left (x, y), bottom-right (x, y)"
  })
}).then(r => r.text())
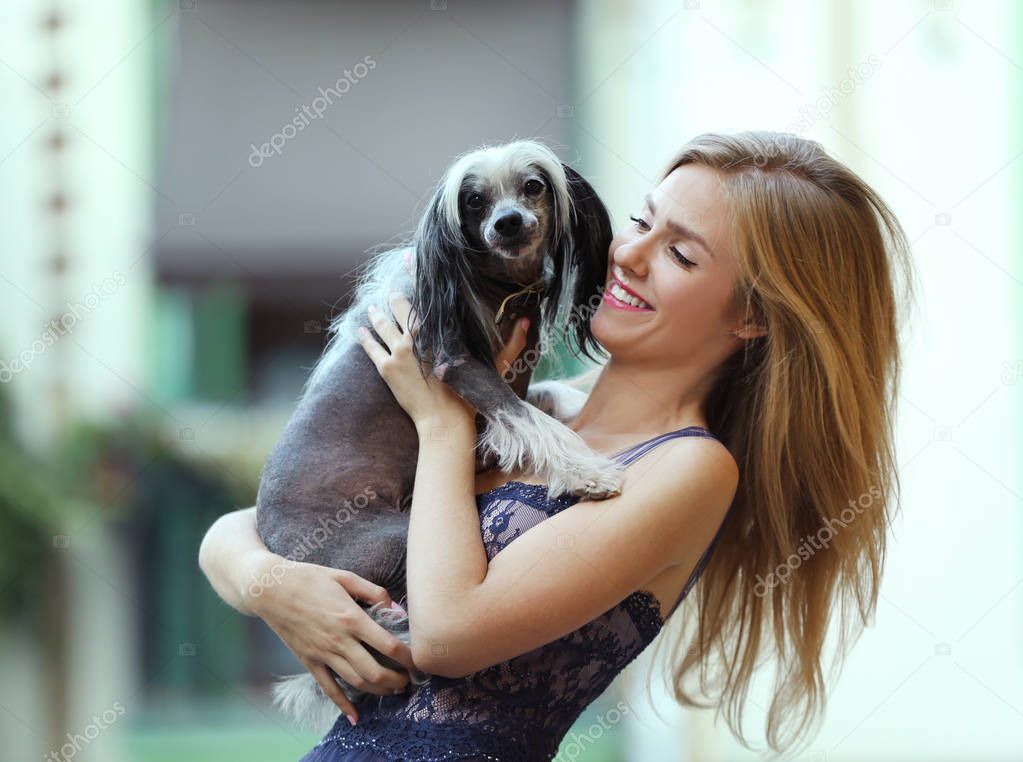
top-left (669, 247), bottom-right (697, 268)
top-left (630, 214), bottom-right (696, 267)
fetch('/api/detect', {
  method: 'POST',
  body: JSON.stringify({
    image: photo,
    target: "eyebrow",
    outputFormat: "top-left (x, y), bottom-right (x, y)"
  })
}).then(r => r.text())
top-left (643, 194), bottom-right (717, 260)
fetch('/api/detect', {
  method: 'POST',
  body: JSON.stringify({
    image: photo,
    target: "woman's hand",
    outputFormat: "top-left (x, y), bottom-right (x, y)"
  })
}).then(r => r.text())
top-left (494, 316), bottom-right (530, 379)
top-left (358, 294), bottom-right (472, 428)
top-left (359, 294), bottom-right (523, 431)
top-left (358, 294), bottom-right (532, 430)
top-left (246, 557), bottom-right (417, 723)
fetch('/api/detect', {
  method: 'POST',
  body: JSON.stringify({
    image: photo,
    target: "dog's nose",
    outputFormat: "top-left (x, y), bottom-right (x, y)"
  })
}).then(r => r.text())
top-left (494, 211), bottom-right (523, 238)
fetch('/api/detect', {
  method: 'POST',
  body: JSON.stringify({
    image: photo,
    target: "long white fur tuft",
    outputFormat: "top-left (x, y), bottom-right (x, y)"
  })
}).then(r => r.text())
top-left (272, 673), bottom-right (342, 733)
top-left (478, 402), bottom-right (624, 499)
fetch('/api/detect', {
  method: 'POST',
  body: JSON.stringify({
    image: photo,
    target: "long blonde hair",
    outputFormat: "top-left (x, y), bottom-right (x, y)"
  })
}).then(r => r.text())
top-left (646, 131), bottom-right (917, 755)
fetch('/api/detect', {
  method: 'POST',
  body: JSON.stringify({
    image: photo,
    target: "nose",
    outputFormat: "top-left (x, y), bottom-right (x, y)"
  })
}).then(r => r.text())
top-left (494, 211), bottom-right (523, 238)
top-left (612, 233), bottom-right (650, 277)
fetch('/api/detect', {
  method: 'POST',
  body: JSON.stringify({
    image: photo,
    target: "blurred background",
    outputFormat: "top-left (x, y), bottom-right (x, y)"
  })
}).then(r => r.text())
top-left (1, 0), bottom-right (1020, 760)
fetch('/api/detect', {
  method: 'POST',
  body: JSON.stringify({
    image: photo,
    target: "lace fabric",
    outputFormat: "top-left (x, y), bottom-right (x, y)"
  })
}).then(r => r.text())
top-left (299, 427), bottom-right (729, 762)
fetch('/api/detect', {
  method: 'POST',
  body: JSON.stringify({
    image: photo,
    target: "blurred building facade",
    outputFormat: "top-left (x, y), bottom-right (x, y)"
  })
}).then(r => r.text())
top-left (1, 1), bottom-right (1021, 761)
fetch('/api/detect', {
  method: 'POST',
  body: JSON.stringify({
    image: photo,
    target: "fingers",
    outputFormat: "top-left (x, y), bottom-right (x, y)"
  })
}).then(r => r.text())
top-left (335, 570), bottom-right (391, 607)
top-left (333, 571), bottom-right (417, 674)
top-left (497, 317), bottom-right (530, 376)
top-left (360, 616), bottom-right (418, 673)
top-left (386, 292), bottom-right (417, 337)
top-left (341, 641), bottom-right (411, 694)
top-left (357, 322), bottom-right (390, 365)
top-left (384, 290), bottom-right (421, 339)
top-left (307, 661), bottom-right (359, 721)
top-left (366, 304), bottom-right (405, 346)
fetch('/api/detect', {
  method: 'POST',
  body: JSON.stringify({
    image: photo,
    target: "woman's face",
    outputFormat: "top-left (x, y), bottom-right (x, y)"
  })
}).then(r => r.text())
top-left (592, 163), bottom-right (756, 369)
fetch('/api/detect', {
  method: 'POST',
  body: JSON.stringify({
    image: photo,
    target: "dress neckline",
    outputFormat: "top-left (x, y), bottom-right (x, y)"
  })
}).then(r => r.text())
top-left (474, 425), bottom-right (716, 499)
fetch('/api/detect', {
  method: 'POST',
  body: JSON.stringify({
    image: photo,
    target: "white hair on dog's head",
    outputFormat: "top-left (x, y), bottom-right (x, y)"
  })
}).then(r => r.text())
top-left (435, 140), bottom-right (572, 247)
top-left (304, 139), bottom-right (612, 396)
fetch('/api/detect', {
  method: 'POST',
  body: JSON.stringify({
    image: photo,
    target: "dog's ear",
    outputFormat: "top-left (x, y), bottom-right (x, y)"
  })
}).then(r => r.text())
top-left (545, 163), bottom-right (612, 363)
top-left (409, 187), bottom-right (496, 369)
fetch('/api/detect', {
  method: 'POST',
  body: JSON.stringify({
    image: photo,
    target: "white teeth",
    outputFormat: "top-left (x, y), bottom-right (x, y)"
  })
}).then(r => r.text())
top-left (609, 282), bottom-right (651, 309)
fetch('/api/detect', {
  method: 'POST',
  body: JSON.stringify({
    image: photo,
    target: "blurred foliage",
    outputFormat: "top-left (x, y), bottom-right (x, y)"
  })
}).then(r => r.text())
top-left (0, 389), bottom-right (68, 622)
top-left (0, 393), bottom-right (250, 694)
top-left (57, 411), bottom-right (251, 694)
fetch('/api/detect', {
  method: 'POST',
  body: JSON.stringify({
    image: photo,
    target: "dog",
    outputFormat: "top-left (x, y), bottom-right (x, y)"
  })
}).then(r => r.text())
top-left (255, 140), bottom-right (624, 730)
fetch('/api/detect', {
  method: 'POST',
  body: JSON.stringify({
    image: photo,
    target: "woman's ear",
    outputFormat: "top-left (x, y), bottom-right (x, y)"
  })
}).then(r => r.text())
top-left (731, 320), bottom-right (768, 340)
top-left (731, 305), bottom-right (768, 340)
top-left (728, 290), bottom-right (768, 341)
top-left (545, 163), bottom-right (612, 363)
top-left (409, 187), bottom-right (494, 368)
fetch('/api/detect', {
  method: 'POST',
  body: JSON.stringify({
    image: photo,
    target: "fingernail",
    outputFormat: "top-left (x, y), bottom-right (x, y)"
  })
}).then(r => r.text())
top-left (520, 318), bottom-right (530, 330)
top-left (346, 713), bottom-right (357, 726)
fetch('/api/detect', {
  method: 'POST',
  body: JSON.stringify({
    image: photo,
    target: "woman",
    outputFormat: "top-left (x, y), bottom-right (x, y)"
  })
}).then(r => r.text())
top-left (199, 131), bottom-right (914, 760)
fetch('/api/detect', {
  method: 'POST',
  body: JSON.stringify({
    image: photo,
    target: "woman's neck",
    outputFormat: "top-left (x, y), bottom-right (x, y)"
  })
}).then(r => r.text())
top-left (569, 357), bottom-right (711, 443)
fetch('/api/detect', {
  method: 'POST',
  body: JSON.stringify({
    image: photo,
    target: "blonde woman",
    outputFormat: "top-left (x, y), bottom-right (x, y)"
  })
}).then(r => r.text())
top-left (199, 131), bottom-right (914, 760)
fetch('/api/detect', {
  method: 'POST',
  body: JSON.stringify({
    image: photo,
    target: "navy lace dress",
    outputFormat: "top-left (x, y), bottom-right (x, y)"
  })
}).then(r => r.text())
top-left (300, 425), bottom-right (733, 762)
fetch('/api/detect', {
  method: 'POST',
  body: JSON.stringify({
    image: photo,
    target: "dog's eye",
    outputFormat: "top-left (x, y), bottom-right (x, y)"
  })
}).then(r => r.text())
top-left (466, 193), bottom-right (485, 210)
top-left (523, 179), bottom-right (544, 197)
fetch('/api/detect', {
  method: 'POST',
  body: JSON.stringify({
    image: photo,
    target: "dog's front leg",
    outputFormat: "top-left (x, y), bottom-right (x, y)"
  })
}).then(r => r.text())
top-left (434, 357), bottom-right (623, 500)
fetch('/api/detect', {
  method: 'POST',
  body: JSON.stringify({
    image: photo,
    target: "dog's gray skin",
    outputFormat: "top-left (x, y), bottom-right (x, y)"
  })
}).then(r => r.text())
top-left (255, 141), bottom-right (623, 730)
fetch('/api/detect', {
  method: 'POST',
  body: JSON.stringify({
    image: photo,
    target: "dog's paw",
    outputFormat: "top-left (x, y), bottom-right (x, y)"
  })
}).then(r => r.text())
top-left (548, 465), bottom-right (623, 501)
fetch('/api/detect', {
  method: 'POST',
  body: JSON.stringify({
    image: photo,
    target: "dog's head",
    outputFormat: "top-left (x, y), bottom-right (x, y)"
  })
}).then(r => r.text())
top-left (411, 140), bottom-right (611, 368)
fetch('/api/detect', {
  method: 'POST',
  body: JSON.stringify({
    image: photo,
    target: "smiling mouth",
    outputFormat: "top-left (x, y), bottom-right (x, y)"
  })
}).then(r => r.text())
top-left (605, 280), bottom-right (654, 310)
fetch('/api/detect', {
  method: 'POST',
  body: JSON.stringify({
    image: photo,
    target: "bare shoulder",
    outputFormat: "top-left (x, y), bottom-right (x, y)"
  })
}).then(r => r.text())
top-left (620, 431), bottom-right (737, 487)
top-left (607, 433), bottom-right (739, 564)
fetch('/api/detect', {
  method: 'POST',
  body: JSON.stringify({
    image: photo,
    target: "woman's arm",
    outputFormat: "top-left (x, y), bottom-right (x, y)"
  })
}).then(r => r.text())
top-left (406, 416), bottom-right (738, 678)
top-left (358, 294), bottom-right (738, 680)
top-left (198, 506), bottom-right (274, 615)
top-left (198, 507), bottom-right (416, 723)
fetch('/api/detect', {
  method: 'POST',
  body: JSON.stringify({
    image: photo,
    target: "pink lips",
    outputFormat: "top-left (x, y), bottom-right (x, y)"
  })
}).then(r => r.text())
top-left (603, 287), bottom-right (654, 312)
top-left (604, 277), bottom-right (654, 312)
